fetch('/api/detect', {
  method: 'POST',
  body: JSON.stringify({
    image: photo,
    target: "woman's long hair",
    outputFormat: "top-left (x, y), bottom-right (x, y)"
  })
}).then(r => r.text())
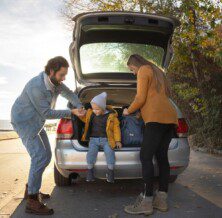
top-left (127, 54), bottom-right (171, 97)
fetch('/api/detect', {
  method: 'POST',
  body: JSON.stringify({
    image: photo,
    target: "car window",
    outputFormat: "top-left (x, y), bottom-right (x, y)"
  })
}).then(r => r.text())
top-left (80, 43), bottom-right (164, 74)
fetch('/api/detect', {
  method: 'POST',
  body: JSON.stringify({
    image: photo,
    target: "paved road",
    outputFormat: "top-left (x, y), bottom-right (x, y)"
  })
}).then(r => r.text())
top-left (0, 135), bottom-right (221, 218)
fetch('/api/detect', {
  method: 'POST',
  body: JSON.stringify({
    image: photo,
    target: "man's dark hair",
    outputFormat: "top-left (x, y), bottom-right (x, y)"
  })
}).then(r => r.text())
top-left (45, 56), bottom-right (69, 75)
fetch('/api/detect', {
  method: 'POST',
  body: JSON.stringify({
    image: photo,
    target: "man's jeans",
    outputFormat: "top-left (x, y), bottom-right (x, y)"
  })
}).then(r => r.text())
top-left (13, 123), bottom-right (51, 194)
top-left (87, 137), bottom-right (115, 170)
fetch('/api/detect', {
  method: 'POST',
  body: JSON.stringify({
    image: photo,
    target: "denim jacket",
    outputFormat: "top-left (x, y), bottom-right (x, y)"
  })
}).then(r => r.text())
top-left (11, 71), bottom-right (82, 138)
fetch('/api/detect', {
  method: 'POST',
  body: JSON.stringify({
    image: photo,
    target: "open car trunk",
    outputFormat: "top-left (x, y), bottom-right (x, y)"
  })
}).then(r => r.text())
top-left (69, 11), bottom-right (180, 85)
top-left (71, 86), bottom-right (142, 148)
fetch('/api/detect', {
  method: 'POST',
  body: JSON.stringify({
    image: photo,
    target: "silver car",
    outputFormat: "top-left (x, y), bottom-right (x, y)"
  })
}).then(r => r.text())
top-left (54, 11), bottom-right (190, 186)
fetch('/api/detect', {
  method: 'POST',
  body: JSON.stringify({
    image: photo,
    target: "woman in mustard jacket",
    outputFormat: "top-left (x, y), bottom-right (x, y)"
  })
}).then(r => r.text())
top-left (124, 54), bottom-right (178, 215)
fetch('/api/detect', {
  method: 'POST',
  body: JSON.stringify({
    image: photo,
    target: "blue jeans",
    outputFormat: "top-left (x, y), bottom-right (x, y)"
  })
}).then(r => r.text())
top-left (87, 137), bottom-right (115, 170)
top-left (13, 123), bottom-right (51, 194)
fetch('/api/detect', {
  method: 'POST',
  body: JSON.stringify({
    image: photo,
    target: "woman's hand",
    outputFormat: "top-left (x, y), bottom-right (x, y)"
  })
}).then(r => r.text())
top-left (136, 111), bottom-right (141, 119)
top-left (116, 142), bottom-right (122, 149)
top-left (123, 108), bottom-right (130, 116)
top-left (71, 108), bottom-right (86, 117)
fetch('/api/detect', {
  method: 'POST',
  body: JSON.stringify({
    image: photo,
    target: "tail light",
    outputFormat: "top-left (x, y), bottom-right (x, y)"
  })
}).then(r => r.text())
top-left (177, 118), bottom-right (189, 137)
top-left (56, 118), bottom-right (73, 140)
top-left (170, 166), bottom-right (183, 170)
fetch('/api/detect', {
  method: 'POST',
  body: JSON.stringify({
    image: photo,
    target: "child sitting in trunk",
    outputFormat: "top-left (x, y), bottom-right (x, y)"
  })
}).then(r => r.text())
top-left (79, 92), bottom-right (122, 183)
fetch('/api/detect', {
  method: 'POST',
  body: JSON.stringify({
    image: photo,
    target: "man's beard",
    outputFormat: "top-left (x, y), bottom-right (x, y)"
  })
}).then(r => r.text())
top-left (50, 75), bottom-right (60, 86)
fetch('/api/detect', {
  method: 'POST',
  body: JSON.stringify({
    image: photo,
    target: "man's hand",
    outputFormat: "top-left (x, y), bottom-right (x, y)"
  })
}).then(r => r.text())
top-left (78, 108), bottom-right (86, 116)
top-left (116, 142), bottom-right (122, 149)
top-left (71, 108), bottom-right (86, 117)
top-left (123, 108), bottom-right (130, 116)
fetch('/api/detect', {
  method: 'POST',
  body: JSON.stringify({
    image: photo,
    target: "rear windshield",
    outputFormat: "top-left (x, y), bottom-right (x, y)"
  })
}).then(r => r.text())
top-left (80, 43), bottom-right (164, 74)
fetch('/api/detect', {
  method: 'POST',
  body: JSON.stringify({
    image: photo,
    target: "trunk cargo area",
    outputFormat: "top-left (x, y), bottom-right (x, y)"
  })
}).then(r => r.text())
top-left (71, 86), bottom-right (142, 148)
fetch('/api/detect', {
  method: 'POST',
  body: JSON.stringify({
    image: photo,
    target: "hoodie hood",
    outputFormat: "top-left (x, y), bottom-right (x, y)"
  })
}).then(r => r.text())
top-left (106, 105), bottom-right (118, 117)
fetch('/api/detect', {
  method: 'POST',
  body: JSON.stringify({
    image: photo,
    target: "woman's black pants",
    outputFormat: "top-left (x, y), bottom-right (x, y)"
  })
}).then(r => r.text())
top-left (140, 122), bottom-right (175, 196)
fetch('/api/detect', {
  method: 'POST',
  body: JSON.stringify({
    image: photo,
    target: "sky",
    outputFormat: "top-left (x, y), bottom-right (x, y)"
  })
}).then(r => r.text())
top-left (0, 0), bottom-right (75, 120)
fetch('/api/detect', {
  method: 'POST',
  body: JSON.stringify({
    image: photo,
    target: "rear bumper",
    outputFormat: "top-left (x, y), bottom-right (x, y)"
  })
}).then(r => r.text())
top-left (55, 138), bottom-right (190, 179)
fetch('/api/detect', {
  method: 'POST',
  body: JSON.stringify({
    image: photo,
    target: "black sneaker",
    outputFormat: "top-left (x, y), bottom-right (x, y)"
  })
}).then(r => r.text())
top-left (106, 169), bottom-right (114, 183)
top-left (86, 168), bottom-right (95, 182)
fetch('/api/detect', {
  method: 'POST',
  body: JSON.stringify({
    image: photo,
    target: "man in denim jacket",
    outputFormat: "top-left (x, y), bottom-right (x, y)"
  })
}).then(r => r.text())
top-left (11, 56), bottom-right (85, 215)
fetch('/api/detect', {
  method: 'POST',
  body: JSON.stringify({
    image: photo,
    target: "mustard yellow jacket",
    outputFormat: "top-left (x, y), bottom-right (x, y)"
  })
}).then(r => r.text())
top-left (79, 106), bottom-right (121, 149)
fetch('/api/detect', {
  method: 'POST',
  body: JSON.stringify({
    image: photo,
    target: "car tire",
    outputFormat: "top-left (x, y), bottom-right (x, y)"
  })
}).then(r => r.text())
top-left (169, 175), bottom-right (177, 183)
top-left (54, 164), bottom-right (71, 186)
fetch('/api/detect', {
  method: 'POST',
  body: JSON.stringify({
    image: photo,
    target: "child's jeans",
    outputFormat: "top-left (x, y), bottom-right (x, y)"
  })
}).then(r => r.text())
top-left (87, 137), bottom-right (115, 170)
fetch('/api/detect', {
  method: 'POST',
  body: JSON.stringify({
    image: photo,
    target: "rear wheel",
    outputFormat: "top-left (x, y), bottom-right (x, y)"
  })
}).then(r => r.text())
top-left (54, 164), bottom-right (71, 186)
top-left (169, 175), bottom-right (177, 183)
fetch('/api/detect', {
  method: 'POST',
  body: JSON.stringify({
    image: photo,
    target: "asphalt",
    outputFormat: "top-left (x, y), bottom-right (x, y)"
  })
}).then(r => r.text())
top-left (0, 135), bottom-right (221, 218)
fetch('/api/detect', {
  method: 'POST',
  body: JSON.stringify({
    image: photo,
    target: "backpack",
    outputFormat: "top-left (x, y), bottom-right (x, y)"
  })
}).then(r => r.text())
top-left (121, 115), bottom-right (144, 147)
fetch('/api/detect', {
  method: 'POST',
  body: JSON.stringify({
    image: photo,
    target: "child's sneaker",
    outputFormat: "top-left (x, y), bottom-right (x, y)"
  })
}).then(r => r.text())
top-left (86, 168), bottom-right (95, 182)
top-left (106, 169), bottom-right (114, 183)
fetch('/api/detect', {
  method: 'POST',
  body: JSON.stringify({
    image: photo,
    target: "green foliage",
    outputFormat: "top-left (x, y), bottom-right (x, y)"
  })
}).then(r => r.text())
top-left (80, 43), bottom-right (164, 73)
